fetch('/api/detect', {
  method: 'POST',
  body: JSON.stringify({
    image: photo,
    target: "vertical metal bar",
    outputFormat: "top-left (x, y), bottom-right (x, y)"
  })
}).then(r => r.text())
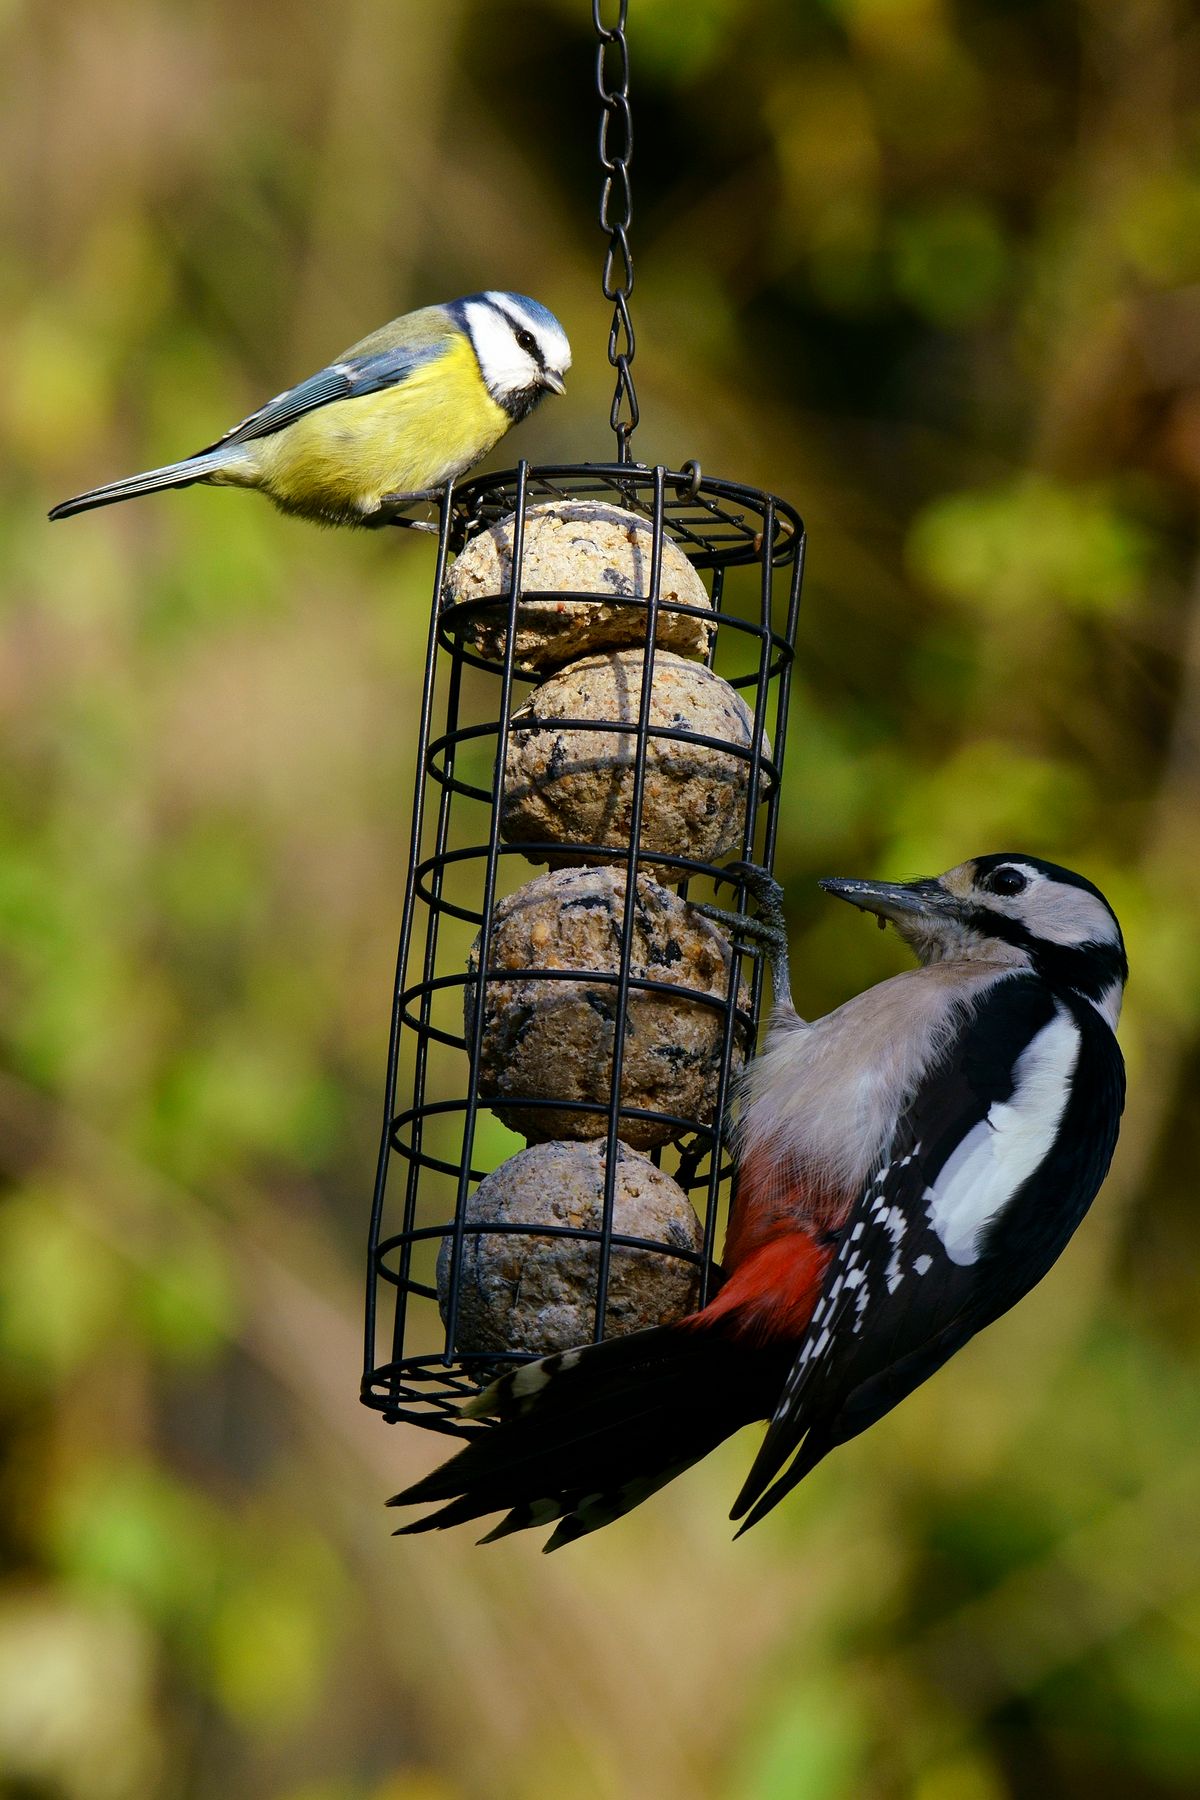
top-left (389, 644), bottom-right (465, 1372)
top-left (697, 931), bottom-right (742, 1306)
top-left (441, 462), bottom-right (530, 1361)
top-left (761, 525), bottom-right (804, 893)
top-left (747, 498), bottom-right (776, 864)
top-left (364, 481), bottom-right (456, 1392)
top-left (779, 529), bottom-right (806, 746)
top-left (593, 463), bottom-right (666, 1337)
top-left (696, 497), bottom-right (781, 1301)
top-left (705, 566), bottom-right (724, 672)
top-left (734, 496), bottom-right (778, 1038)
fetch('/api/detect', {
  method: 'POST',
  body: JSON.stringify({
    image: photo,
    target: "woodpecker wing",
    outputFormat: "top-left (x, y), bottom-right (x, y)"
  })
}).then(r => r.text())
top-left (733, 973), bottom-right (1125, 1528)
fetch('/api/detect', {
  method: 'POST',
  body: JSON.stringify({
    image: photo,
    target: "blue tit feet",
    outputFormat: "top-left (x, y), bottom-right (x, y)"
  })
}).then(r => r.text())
top-left (691, 862), bottom-right (792, 1007)
top-left (375, 487), bottom-right (445, 532)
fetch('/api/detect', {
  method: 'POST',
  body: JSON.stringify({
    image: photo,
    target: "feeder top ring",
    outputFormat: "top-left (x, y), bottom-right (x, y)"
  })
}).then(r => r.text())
top-left (450, 462), bottom-right (803, 571)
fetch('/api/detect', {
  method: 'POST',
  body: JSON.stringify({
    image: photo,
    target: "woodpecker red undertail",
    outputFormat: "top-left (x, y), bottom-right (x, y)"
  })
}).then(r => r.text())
top-left (391, 855), bottom-right (1127, 1549)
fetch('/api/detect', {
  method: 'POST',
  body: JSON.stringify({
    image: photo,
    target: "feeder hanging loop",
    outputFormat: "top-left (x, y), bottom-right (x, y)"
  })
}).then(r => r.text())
top-left (594, 0), bottom-right (638, 462)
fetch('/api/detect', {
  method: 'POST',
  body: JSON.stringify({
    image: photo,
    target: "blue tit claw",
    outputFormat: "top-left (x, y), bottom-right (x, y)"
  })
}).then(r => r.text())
top-left (376, 487), bottom-right (444, 531)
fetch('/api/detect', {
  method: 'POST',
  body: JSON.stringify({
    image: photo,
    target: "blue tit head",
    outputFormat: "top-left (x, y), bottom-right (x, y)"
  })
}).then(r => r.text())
top-left (454, 293), bottom-right (572, 422)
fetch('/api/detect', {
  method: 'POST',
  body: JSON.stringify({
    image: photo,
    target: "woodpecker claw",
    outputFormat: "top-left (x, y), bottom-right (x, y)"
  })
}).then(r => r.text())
top-left (692, 862), bottom-right (793, 1011)
top-left (713, 860), bottom-right (785, 914)
top-left (689, 912), bottom-right (762, 963)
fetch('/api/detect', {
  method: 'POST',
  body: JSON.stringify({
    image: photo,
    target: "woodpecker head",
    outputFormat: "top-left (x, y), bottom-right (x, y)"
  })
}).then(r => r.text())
top-left (820, 854), bottom-right (1127, 1027)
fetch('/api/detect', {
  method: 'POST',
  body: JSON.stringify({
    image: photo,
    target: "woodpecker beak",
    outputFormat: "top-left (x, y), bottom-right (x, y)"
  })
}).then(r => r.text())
top-left (819, 876), bottom-right (956, 930)
top-left (541, 369), bottom-right (566, 395)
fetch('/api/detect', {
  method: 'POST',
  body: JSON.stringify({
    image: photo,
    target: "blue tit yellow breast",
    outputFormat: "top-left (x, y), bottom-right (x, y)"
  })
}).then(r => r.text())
top-left (232, 333), bottom-right (511, 526)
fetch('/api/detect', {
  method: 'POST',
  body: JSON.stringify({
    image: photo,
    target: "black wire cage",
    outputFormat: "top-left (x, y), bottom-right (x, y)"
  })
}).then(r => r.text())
top-left (362, 459), bottom-right (805, 1437)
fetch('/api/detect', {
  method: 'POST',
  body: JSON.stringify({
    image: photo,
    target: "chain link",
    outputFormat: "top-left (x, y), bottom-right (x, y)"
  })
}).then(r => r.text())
top-left (594, 0), bottom-right (638, 461)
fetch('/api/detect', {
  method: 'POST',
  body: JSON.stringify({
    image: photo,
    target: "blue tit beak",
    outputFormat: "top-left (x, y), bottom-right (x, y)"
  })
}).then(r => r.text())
top-left (540, 369), bottom-right (566, 395)
top-left (819, 876), bottom-right (957, 931)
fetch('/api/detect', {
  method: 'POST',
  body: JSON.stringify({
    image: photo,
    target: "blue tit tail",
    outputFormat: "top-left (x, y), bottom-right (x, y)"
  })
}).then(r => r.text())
top-left (48, 448), bottom-right (247, 521)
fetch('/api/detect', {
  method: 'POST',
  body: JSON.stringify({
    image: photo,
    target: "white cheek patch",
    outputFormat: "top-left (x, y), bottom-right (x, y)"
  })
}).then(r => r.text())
top-left (463, 301), bottom-right (536, 399)
top-left (924, 1007), bottom-right (1080, 1264)
top-left (484, 291), bottom-right (572, 373)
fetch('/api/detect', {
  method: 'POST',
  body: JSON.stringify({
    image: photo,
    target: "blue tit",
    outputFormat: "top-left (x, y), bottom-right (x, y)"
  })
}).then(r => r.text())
top-left (49, 292), bottom-right (571, 529)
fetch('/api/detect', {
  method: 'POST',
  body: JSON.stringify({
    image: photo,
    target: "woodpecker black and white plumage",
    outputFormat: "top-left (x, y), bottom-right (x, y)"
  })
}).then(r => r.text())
top-left (390, 854), bottom-right (1127, 1548)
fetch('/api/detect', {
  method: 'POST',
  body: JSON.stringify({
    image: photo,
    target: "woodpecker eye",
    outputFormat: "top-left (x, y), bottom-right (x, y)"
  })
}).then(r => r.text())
top-left (515, 329), bottom-right (538, 355)
top-left (983, 865), bottom-right (1029, 897)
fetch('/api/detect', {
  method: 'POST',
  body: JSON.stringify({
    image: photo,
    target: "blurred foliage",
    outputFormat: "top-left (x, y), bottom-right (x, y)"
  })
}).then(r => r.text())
top-left (2, 0), bottom-right (1200, 1796)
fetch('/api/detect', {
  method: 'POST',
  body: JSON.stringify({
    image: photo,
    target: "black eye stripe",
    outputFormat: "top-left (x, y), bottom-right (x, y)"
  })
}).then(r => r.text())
top-left (507, 321), bottom-right (545, 367)
top-left (480, 296), bottom-right (549, 369)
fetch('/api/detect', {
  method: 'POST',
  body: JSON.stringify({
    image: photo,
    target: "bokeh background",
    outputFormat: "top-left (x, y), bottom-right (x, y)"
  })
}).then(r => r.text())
top-left (4, 1), bottom-right (1200, 1795)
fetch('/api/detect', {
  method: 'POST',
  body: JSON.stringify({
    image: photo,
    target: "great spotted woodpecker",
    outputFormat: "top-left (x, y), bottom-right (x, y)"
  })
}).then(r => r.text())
top-left (390, 855), bottom-right (1127, 1548)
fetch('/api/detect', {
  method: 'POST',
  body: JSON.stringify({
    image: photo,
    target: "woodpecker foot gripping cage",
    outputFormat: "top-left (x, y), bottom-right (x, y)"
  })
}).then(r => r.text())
top-left (362, 462), bottom-right (804, 1437)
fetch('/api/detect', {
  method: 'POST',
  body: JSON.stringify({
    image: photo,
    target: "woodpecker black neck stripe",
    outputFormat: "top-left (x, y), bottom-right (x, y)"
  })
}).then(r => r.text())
top-left (961, 905), bottom-right (1128, 1002)
top-left (1035, 939), bottom-right (1127, 1002)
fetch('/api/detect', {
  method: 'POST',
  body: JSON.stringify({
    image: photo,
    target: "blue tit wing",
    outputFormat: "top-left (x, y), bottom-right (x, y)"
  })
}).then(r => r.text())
top-left (200, 337), bottom-right (448, 454)
top-left (732, 973), bottom-right (1123, 1530)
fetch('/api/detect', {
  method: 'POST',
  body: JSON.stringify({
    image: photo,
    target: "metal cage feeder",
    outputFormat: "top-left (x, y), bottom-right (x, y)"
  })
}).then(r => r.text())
top-left (362, 459), bottom-right (805, 1437)
top-left (361, 4), bottom-right (805, 1440)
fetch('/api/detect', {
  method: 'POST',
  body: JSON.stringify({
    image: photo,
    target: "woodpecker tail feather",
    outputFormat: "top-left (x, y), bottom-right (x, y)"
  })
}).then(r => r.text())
top-left (389, 1325), bottom-right (790, 1550)
top-left (48, 451), bottom-right (235, 520)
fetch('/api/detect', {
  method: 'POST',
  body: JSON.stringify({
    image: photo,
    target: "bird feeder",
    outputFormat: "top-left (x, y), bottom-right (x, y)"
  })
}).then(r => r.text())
top-left (361, 4), bottom-right (805, 1439)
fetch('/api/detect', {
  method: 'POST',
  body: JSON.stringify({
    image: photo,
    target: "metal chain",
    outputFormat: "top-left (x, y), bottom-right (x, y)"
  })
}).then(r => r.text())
top-left (594, 0), bottom-right (638, 461)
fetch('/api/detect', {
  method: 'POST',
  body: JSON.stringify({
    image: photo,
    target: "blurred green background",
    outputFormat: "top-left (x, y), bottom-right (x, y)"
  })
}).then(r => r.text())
top-left (4, 1), bottom-right (1200, 1796)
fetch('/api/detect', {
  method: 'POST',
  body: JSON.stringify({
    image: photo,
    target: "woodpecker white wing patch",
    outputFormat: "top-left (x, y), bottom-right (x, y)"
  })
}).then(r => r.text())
top-left (923, 1005), bottom-right (1080, 1264)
